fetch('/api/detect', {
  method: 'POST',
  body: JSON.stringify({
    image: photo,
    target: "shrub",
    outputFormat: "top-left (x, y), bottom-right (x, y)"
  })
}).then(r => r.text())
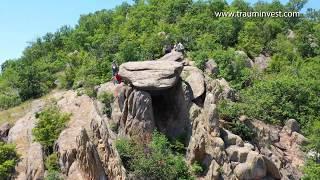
top-left (109, 122), bottom-right (119, 133)
top-left (170, 140), bottom-right (186, 155)
top-left (302, 160), bottom-right (320, 180)
top-left (33, 106), bottom-right (70, 153)
top-left (189, 51), bottom-right (209, 71)
top-left (115, 138), bottom-right (136, 170)
top-left (45, 170), bottom-right (62, 180)
top-left (0, 143), bottom-right (19, 179)
top-left (45, 153), bottom-right (59, 171)
top-left (0, 92), bottom-right (21, 110)
top-left (230, 120), bottom-right (254, 141)
top-left (98, 92), bottom-right (114, 117)
top-left (115, 131), bottom-right (193, 180)
top-left (191, 161), bottom-right (204, 176)
top-left (219, 57), bottom-right (320, 128)
top-left (218, 100), bottom-right (243, 121)
top-left (305, 120), bottom-right (320, 161)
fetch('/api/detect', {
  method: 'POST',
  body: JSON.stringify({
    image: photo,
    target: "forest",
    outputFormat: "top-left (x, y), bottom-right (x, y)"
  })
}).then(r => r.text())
top-left (0, 0), bottom-right (319, 178)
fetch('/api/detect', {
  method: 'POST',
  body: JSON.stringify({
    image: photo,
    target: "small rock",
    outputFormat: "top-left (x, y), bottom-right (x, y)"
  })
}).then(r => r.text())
top-left (244, 142), bottom-right (255, 151)
top-left (263, 156), bottom-right (281, 179)
top-left (205, 59), bottom-right (218, 75)
top-left (291, 132), bottom-right (308, 146)
top-left (283, 119), bottom-right (300, 135)
top-left (205, 160), bottom-right (220, 180)
top-left (234, 151), bottom-right (267, 180)
top-left (0, 122), bottom-right (11, 141)
top-left (226, 145), bottom-right (251, 163)
top-left (221, 129), bottom-right (244, 147)
top-left (158, 51), bottom-right (184, 62)
top-left (253, 54), bottom-right (271, 71)
top-left (181, 66), bottom-right (205, 100)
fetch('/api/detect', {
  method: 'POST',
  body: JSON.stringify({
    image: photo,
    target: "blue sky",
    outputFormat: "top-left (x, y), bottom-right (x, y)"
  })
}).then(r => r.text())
top-left (0, 0), bottom-right (319, 64)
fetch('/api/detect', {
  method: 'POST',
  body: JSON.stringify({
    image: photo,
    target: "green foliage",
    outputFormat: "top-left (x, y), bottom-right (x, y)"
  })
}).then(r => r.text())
top-left (302, 160), bottom-right (320, 180)
top-left (33, 106), bottom-right (70, 152)
top-left (219, 57), bottom-right (320, 127)
top-left (189, 51), bottom-right (209, 71)
top-left (115, 138), bottom-right (135, 170)
top-left (116, 131), bottom-right (193, 180)
top-left (97, 92), bottom-right (114, 117)
top-left (191, 161), bottom-right (204, 176)
top-left (170, 140), bottom-right (186, 155)
top-left (230, 120), bottom-right (254, 141)
top-left (45, 153), bottom-right (59, 171)
top-left (305, 120), bottom-right (320, 161)
top-left (211, 49), bottom-right (253, 90)
top-left (0, 143), bottom-right (19, 179)
top-left (45, 170), bottom-right (62, 180)
top-left (0, 0), bottom-right (315, 111)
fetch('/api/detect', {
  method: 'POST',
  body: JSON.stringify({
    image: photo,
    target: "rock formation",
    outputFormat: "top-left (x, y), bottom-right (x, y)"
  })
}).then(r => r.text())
top-left (4, 52), bottom-right (307, 180)
top-left (119, 60), bottom-right (183, 90)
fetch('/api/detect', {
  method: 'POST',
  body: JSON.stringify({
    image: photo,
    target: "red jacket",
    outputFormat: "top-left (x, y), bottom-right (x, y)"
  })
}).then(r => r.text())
top-left (115, 74), bottom-right (122, 82)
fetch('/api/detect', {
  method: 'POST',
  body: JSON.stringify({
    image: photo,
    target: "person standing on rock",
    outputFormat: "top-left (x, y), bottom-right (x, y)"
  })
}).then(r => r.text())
top-left (175, 42), bottom-right (185, 54)
top-left (164, 44), bottom-right (173, 54)
top-left (112, 61), bottom-right (120, 84)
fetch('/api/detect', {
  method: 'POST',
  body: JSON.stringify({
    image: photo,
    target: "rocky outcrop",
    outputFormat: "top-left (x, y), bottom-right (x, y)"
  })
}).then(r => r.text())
top-left (282, 119), bottom-right (300, 135)
top-left (246, 119), bottom-right (307, 179)
top-left (206, 77), bottom-right (236, 103)
top-left (119, 60), bottom-right (183, 90)
top-left (55, 91), bottom-right (93, 174)
top-left (253, 54), bottom-right (271, 71)
top-left (7, 97), bottom-right (48, 180)
top-left (205, 59), bottom-right (218, 75)
top-left (181, 66), bottom-right (205, 100)
top-left (235, 50), bottom-right (254, 68)
top-left (0, 122), bottom-right (11, 141)
top-left (54, 91), bottom-right (126, 180)
top-left (5, 52), bottom-right (307, 180)
top-left (118, 88), bottom-right (155, 140)
top-left (158, 51), bottom-right (184, 62)
top-left (76, 128), bottom-right (107, 180)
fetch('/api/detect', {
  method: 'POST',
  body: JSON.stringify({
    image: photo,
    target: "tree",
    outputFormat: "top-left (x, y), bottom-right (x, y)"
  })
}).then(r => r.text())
top-left (0, 143), bottom-right (19, 179)
top-left (33, 106), bottom-right (70, 153)
top-left (116, 131), bottom-right (193, 180)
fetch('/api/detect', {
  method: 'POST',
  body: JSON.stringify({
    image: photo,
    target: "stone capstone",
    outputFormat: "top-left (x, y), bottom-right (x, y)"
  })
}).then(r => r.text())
top-left (119, 61), bottom-right (183, 90)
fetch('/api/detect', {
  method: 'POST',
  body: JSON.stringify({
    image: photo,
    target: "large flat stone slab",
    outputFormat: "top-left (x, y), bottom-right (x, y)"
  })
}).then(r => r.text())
top-left (119, 61), bottom-right (183, 90)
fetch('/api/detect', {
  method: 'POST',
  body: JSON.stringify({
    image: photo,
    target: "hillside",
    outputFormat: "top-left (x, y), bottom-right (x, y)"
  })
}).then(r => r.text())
top-left (0, 0), bottom-right (319, 179)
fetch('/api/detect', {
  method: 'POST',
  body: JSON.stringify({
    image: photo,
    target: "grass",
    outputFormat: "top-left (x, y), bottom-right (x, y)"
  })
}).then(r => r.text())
top-left (0, 89), bottom-right (63, 126)
top-left (0, 100), bottom-right (32, 126)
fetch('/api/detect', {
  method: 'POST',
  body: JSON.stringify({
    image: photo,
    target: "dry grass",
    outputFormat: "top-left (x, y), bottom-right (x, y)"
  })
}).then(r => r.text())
top-left (0, 89), bottom-right (64, 126)
top-left (0, 100), bottom-right (32, 126)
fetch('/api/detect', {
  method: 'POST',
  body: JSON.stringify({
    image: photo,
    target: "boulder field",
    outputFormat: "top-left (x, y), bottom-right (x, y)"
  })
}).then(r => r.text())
top-left (3, 51), bottom-right (306, 180)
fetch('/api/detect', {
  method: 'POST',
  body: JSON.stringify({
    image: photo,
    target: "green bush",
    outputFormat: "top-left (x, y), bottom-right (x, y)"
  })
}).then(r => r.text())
top-left (218, 100), bottom-right (243, 121)
top-left (33, 106), bottom-right (70, 153)
top-left (98, 92), bottom-right (114, 117)
top-left (211, 49), bottom-right (253, 90)
top-left (0, 143), bottom-right (19, 179)
top-left (45, 170), bottom-right (62, 180)
top-left (115, 131), bottom-right (193, 180)
top-left (191, 161), bottom-right (204, 176)
top-left (305, 120), bottom-right (320, 161)
top-left (115, 138), bottom-right (136, 170)
top-left (189, 51), bottom-right (209, 71)
top-left (0, 93), bottom-right (21, 110)
top-left (219, 57), bottom-right (320, 127)
top-left (109, 122), bottom-right (119, 133)
top-left (230, 120), bottom-right (254, 141)
top-left (302, 160), bottom-right (320, 180)
top-left (45, 153), bottom-right (59, 171)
